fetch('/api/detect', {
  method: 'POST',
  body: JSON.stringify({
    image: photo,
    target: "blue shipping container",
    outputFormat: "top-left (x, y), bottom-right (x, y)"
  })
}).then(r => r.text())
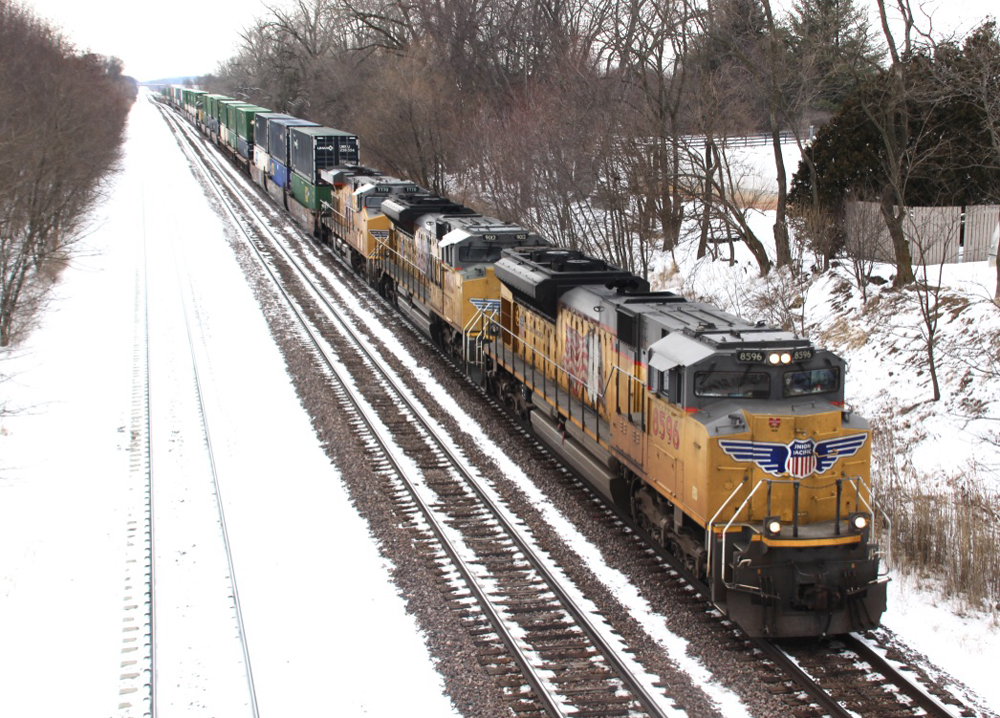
top-left (270, 159), bottom-right (290, 189)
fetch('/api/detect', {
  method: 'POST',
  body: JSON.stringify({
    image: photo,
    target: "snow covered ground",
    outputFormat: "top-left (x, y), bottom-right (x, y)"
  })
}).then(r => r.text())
top-left (1, 93), bottom-right (998, 716)
top-left (0, 93), bottom-right (458, 717)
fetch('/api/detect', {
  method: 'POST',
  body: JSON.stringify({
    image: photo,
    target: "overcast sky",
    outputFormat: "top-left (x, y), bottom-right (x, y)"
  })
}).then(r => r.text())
top-left (28, 0), bottom-right (271, 81)
top-left (23, 0), bottom-right (1000, 83)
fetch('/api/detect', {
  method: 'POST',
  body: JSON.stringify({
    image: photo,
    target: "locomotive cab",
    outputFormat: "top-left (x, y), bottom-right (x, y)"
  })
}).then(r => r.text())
top-left (320, 170), bottom-right (419, 273)
top-left (383, 199), bottom-right (549, 355)
top-left (643, 339), bottom-right (887, 637)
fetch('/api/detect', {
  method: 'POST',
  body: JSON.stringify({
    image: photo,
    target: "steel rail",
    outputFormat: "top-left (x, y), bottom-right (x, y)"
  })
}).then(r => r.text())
top-left (145, 185), bottom-right (157, 718)
top-left (843, 633), bottom-right (960, 718)
top-left (749, 638), bottom-right (856, 718)
top-left (169, 226), bottom-right (260, 718)
top-left (118, 181), bottom-right (157, 718)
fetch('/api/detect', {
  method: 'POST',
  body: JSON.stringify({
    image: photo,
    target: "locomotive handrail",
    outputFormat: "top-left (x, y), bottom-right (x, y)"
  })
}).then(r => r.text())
top-left (608, 365), bottom-right (643, 411)
top-left (487, 316), bottom-right (611, 441)
top-left (847, 475), bottom-right (893, 572)
top-left (710, 475), bottom-right (890, 586)
top-left (718, 479), bottom-right (767, 587)
top-left (491, 315), bottom-right (604, 398)
top-left (319, 199), bottom-right (348, 224)
top-left (463, 304), bottom-right (498, 368)
top-left (705, 479), bottom-right (752, 577)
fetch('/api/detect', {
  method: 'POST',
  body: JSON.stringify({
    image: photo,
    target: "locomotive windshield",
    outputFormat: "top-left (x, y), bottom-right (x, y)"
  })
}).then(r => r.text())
top-left (694, 371), bottom-right (770, 399)
top-left (783, 367), bottom-right (839, 397)
top-left (459, 244), bottom-right (504, 264)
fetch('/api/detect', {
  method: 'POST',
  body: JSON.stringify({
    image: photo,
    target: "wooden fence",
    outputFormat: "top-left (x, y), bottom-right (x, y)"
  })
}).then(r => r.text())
top-left (844, 202), bottom-right (1000, 264)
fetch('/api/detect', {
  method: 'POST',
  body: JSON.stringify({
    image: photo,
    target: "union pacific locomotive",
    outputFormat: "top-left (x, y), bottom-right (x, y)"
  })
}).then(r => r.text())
top-left (163, 85), bottom-right (888, 638)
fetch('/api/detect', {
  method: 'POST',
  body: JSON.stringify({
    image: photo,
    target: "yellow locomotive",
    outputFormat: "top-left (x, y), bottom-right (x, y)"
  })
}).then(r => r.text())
top-left (319, 167), bottom-right (419, 279)
top-left (485, 246), bottom-right (887, 637)
top-left (378, 195), bottom-right (549, 357)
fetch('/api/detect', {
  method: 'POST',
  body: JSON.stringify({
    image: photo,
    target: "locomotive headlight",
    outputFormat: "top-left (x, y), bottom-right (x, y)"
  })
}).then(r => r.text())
top-left (768, 353), bottom-right (781, 365)
top-left (765, 517), bottom-right (782, 537)
top-left (780, 352), bottom-right (792, 364)
top-left (849, 512), bottom-right (870, 533)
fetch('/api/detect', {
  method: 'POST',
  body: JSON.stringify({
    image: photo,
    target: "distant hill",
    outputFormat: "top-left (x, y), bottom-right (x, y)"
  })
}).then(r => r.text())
top-left (140, 77), bottom-right (201, 88)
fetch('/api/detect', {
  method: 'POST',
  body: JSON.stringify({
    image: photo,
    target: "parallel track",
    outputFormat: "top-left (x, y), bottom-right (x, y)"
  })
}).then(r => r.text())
top-left (117, 191), bottom-right (155, 717)
top-left (167, 224), bottom-right (260, 718)
top-left (120, 126), bottom-right (259, 717)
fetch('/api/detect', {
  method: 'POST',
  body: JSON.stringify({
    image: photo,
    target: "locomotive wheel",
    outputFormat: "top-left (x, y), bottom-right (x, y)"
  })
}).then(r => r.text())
top-left (380, 276), bottom-right (397, 306)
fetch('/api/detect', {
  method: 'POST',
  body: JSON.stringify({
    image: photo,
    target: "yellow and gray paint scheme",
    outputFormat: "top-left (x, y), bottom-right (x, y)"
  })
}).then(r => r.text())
top-left (485, 246), bottom-right (887, 638)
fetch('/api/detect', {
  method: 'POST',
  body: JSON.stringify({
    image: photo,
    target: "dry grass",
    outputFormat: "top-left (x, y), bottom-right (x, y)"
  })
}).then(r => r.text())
top-left (732, 189), bottom-right (778, 210)
top-left (814, 316), bottom-right (871, 350)
top-left (871, 417), bottom-right (1000, 615)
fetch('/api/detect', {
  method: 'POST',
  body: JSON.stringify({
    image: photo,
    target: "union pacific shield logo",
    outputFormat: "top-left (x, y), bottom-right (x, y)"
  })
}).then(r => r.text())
top-left (719, 434), bottom-right (868, 479)
top-left (787, 439), bottom-right (817, 479)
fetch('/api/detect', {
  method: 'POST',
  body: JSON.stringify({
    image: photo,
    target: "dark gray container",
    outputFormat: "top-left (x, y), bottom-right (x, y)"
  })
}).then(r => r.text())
top-left (254, 113), bottom-right (292, 150)
top-left (289, 126), bottom-right (360, 183)
top-left (268, 118), bottom-right (319, 169)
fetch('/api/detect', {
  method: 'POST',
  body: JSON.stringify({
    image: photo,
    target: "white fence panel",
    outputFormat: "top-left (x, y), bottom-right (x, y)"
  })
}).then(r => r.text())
top-left (844, 202), bottom-right (999, 265)
top-left (906, 205), bottom-right (962, 265)
top-left (964, 205), bottom-right (1000, 262)
top-left (844, 201), bottom-right (894, 262)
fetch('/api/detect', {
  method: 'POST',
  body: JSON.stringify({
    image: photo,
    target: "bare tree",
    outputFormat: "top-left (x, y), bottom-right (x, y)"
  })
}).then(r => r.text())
top-left (866, 0), bottom-right (943, 288)
top-left (842, 200), bottom-right (885, 304)
top-left (0, 1), bottom-right (130, 346)
top-left (906, 206), bottom-right (961, 402)
top-left (593, 0), bottom-right (700, 256)
top-left (949, 22), bottom-right (1000, 300)
top-left (680, 133), bottom-right (775, 275)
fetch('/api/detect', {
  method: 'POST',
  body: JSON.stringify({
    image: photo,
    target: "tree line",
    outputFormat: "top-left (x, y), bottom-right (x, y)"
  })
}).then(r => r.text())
top-left (0, 0), bottom-right (136, 348)
top-left (204, 0), bottom-right (999, 289)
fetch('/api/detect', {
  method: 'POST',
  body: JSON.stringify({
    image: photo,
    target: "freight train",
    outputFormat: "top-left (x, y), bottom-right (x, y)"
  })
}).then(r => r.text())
top-left (162, 85), bottom-right (889, 638)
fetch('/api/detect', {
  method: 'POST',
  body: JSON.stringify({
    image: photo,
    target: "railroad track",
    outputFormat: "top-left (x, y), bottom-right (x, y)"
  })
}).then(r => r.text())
top-left (761, 633), bottom-right (970, 718)
top-left (119, 128), bottom-right (258, 717)
top-left (117, 193), bottom-right (155, 717)
top-left (745, 634), bottom-right (967, 718)
top-left (156, 98), bottom-right (988, 718)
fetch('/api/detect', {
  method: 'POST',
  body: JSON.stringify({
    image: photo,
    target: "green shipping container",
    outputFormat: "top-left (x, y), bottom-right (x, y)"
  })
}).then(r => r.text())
top-left (183, 89), bottom-right (206, 111)
top-left (222, 102), bottom-right (255, 148)
top-left (217, 100), bottom-right (240, 126)
top-left (218, 101), bottom-right (247, 130)
top-left (290, 172), bottom-right (331, 211)
top-left (235, 105), bottom-right (270, 142)
top-left (206, 94), bottom-right (231, 121)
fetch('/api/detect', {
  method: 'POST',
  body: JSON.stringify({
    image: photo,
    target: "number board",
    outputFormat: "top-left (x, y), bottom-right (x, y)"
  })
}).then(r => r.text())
top-left (736, 350), bottom-right (765, 364)
top-left (735, 348), bottom-right (814, 364)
